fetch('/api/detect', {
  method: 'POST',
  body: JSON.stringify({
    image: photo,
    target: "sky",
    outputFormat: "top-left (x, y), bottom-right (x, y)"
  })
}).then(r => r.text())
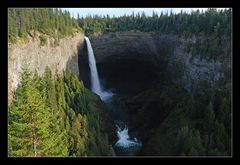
top-left (61, 8), bottom-right (228, 18)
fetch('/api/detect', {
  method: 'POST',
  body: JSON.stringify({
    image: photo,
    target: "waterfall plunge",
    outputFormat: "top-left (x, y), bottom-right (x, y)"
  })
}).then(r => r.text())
top-left (85, 36), bottom-right (141, 153)
top-left (84, 36), bottom-right (112, 101)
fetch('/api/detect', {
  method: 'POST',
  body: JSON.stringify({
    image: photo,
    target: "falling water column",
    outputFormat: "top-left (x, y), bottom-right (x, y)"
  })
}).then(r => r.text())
top-left (84, 36), bottom-right (112, 101)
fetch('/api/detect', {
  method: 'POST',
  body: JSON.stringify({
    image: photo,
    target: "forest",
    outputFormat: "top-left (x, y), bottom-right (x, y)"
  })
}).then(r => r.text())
top-left (8, 8), bottom-right (80, 43)
top-left (8, 9), bottom-right (231, 39)
top-left (78, 9), bottom-right (231, 36)
top-left (8, 66), bottom-right (115, 156)
top-left (8, 8), bottom-right (231, 157)
top-left (124, 77), bottom-right (231, 156)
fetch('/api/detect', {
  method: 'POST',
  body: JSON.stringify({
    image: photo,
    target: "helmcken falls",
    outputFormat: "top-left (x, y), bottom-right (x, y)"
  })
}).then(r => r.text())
top-left (8, 8), bottom-right (232, 157)
top-left (84, 36), bottom-right (142, 156)
top-left (84, 36), bottom-right (112, 101)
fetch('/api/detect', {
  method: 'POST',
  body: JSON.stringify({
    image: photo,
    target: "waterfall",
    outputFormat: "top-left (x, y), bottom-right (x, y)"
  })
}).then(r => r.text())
top-left (85, 36), bottom-right (141, 155)
top-left (84, 36), bottom-right (112, 101)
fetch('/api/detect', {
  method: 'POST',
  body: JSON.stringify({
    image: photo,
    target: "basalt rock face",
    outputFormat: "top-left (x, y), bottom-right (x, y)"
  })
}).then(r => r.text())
top-left (79, 31), bottom-right (230, 96)
top-left (88, 31), bottom-right (164, 96)
top-left (166, 37), bottom-right (231, 93)
top-left (8, 32), bottom-right (85, 105)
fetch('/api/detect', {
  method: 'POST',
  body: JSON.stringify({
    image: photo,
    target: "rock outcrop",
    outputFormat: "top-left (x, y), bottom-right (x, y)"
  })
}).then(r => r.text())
top-left (8, 32), bottom-right (84, 105)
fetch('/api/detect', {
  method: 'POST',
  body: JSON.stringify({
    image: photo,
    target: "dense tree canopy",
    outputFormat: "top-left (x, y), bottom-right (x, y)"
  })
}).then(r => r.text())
top-left (9, 8), bottom-right (231, 41)
top-left (125, 78), bottom-right (231, 156)
top-left (8, 66), bottom-right (115, 157)
top-left (8, 8), bottom-right (81, 43)
top-left (78, 8), bottom-right (231, 38)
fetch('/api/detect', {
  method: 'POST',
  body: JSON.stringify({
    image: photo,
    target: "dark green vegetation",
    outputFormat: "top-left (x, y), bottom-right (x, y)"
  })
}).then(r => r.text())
top-left (8, 8), bottom-right (81, 43)
top-left (125, 78), bottom-right (231, 156)
top-left (8, 67), bottom-right (114, 156)
top-left (79, 9), bottom-right (231, 37)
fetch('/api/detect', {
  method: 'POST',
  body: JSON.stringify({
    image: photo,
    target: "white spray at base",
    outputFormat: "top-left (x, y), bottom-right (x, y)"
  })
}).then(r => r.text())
top-left (84, 36), bottom-right (112, 101)
top-left (84, 36), bottom-right (141, 150)
top-left (115, 125), bottom-right (142, 149)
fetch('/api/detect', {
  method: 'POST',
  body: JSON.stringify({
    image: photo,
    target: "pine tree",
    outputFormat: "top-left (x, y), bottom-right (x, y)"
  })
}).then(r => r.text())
top-left (218, 97), bottom-right (230, 127)
top-left (9, 67), bottom-right (69, 156)
top-left (192, 130), bottom-right (205, 155)
top-left (175, 126), bottom-right (192, 154)
top-left (42, 66), bottom-right (57, 110)
top-left (9, 67), bottom-right (51, 156)
top-left (204, 101), bottom-right (215, 132)
top-left (188, 147), bottom-right (198, 156)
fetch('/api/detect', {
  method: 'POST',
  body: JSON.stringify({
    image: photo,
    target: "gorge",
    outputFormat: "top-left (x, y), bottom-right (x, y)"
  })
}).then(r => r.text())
top-left (8, 31), bottom-right (231, 156)
top-left (8, 8), bottom-right (232, 157)
top-left (79, 31), bottom-right (231, 156)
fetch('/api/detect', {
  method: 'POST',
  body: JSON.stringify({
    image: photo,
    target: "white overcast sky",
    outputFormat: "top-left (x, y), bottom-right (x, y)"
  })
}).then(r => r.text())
top-left (61, 8), bottom-right (228, 18)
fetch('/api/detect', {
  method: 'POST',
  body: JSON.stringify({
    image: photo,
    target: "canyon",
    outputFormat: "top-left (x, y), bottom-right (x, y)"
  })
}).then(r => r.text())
top-left (8, 30), bottom-right (231, 156)
top-left (8, 30), bottom-right (230, 112)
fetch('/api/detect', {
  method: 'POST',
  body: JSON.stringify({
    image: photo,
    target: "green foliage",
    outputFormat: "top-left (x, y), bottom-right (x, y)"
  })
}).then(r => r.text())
top-left (62, 68), bottom-right (114, 156)
top-left (204, 101), bottom-right (215, 132)
top-left (39, 35), bottom-right (47, 46)
top-left (189, 147), bottom-right (198, 156)
top-left (8, 8), bottom-right (80, 43)
top-left (8, 66), bottom-right (68, 156)
top-left (185, 33), bottom-right (231, 60)
top-left (78, 8), bottom-right (231, 38)
top-left (126, 79), bottom-right (231, 156)
top-left (8, 8), bottom-right (231, 157)
top-left (8, 66), bottom-right (114, 157)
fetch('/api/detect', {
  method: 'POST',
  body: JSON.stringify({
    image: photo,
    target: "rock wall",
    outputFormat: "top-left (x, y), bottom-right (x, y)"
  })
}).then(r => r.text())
top-left (91, 31), bottom-right (159, 63)
top-left (88, 31), bottom-right (231, 94)
top-left (165, 37), bottom-right (231, 93)
top-left (8, 32), bottom-right (85, 105)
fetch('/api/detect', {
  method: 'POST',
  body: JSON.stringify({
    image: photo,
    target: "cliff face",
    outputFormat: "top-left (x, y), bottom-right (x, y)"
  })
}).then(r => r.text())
top-left (85, 31), bottom-right (230, 95)
top-left (8, 32), bottom-right (85, 105)
top-left (88, 31), bottom-right (161, 95)
top-left (164, 36), bottom-right (231, 93)
top-left (91, 31), bottom-right (159, 63)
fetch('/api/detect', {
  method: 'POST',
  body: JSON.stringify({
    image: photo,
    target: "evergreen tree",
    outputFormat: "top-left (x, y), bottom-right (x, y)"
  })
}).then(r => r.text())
top-left (8, 8), bottom-right (79, 43)
top-left (9, 67), bottom-right (62, 156)
top-left (42, 66), bottom-right (57, 111)
top-left (188, 147), bottom-right (198, 156)
top-left (192, 130), bottom-right (205, 155)
top-left (204, 101), bottom-right (215, 132)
